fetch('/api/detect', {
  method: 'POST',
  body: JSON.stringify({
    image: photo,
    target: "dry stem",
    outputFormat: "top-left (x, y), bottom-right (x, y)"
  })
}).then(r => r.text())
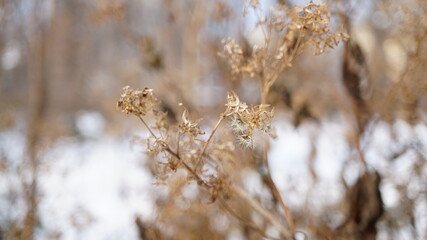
top-left (194, 114), bottom-right (225, 170)
top-left (219, 198), bottom-right (282, 240)
top-left (137, 114), bottom-right (292, 239)
top-left (231, 185), bottom-right (293, 239)
top-left (261, 78), bottom-right (296, 233)
top-left (138, 116), bottom-right (159, 139)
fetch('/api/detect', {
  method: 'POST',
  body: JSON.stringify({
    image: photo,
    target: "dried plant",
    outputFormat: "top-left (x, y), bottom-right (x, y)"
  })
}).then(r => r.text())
top-left (117, 2), bottom-right (350, 239)
top-left (220, 1), bottom-right (348, 102)
top-left (118, 86), bottom-right (292, 239)
top-left (3, 0), bottom-right (425, 239)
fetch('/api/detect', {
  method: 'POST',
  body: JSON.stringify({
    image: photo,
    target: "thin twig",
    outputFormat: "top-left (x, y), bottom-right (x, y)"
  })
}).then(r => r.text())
top-left (264, 169), bottom-right (295, 232)
top-left (176, 132), bottom-right (181, 156)
top-left (138, 116), bottom-right (158, 139)
top-left (287, 29), bottom-right (304, 66)
top-left (164, 147), bottom-right (212, 188)
top-left (261, 68), bottom-right (296, 233)
top-left (194, 115), bottom-right (225, 170)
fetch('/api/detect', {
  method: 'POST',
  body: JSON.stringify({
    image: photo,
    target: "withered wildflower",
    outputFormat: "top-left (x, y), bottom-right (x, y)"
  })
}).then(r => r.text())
top-left (224, 91), bottom-right (248, 115)
top-left (117, 86), bottom-right (169, 157)
top-left (116, 2), bottom-right (355, 238)
top-left (179, 109), bottom-right (204, 138)
top-left (225, 92), bottom-right (274, 148)
top-left (117, 86), bottom-right (159, 116)
top-left (220, 2), bottom-right (349, 81)
top-left (219, 38), bottom-right (246, 77)
top-left (236, 134), bottom-right (255, 149)
top-left (219, 38), bottom-right (263, 78)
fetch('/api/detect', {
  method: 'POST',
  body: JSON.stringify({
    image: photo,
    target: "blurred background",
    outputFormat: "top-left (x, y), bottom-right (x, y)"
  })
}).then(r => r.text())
top-left (0, 0), bottom-right (426, 239)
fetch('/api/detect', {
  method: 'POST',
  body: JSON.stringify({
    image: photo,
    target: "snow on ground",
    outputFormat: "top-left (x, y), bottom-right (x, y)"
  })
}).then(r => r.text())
top-left (37, 137), bottom-right (155, 240)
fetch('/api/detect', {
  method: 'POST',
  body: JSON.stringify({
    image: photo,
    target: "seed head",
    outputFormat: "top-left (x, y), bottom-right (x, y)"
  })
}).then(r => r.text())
top-left (179, 109), bottom-right (205, 137)
top-left (236, 134), bottom-right (254, 149)
top-left (117, 86), bottom-right (159, 117)
top-left (225, 92), bottom-right (274, 149)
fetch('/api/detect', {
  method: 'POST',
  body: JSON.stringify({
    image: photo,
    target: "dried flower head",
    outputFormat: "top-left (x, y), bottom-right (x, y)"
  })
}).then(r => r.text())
top-left (220, 2), bottom-right (349, 82)
top-left (224, 91), bottom-right (248, 116)
top-left (218, 38), bottom-right (246, 77)
top-left (236, 134), bottom-right (255, 149)
top-left (225, 92), bottom-right (274, 148)
top-left (117, 86), bottom-right (159, 116)
top-left (179, 109), bottom-right (205, 137)
top-left (273, 2), bottom-right (349, 57)
top-left (230, 114), bottom-right (250, 135)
